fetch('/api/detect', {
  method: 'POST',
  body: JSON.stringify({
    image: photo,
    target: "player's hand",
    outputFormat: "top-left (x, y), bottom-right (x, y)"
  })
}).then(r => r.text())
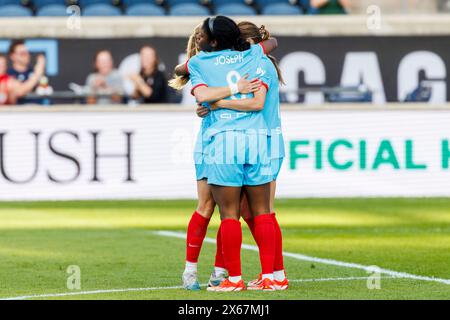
top-left (196, 105), bottom-right (210, 118)
top-left (237, 74), bottom-right (262, 94)
top-left (210, 102), bottom-right (219, 111)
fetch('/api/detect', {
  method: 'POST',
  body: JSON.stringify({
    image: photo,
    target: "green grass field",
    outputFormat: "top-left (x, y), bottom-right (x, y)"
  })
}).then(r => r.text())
top-left (0, 198), bottom-right (449, 300)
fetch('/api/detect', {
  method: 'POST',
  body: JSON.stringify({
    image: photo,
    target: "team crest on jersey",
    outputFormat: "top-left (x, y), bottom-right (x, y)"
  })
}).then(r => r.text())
top-left (256, 67), bottom-right (266, 77)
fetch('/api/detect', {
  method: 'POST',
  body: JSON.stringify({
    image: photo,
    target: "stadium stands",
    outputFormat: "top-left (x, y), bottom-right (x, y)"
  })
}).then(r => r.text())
top-left (0, 4), bottom-right (33, 16)
top-left (262, 3), bottom-right (303, 15)
top-left (0, 0), bottom-right (445, 17)
top-left (0, 0), bottom-right (312, 16)
top-left (215, 3), bottom-right (256, 16)
top-left (36, 3), bottom-right (68, 16)
top-left (82, 3), bottom-right (122, 16)
top-left (125, 3), bottom-right (165, 16)
top-left (169, 3), bottom-right (210, 16)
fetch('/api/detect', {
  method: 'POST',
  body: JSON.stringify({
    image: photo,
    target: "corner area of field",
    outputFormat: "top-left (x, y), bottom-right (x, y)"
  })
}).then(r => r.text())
top-left (0, 198), bottom-right (449, 300)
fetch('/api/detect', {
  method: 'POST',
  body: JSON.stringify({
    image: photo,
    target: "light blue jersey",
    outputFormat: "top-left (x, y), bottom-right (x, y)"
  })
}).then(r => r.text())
top-left (193, 113), bottom-right (211, 180)
top-left (257, 56), bottom-right (286, 160)
top-left (189, 44), bottom-right (272, 186)
top-left (188, 44), bottom-right (268, 139)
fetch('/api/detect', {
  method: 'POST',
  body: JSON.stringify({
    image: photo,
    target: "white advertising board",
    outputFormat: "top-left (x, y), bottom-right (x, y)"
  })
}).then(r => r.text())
top-left (1, 108), bottom-right (449, 200)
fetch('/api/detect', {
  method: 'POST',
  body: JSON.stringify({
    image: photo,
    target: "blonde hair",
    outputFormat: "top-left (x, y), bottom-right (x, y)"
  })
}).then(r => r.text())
top-left (168, 24), bottom-right (201, 90)
top-left (237, 21), bottom-right (285, 85)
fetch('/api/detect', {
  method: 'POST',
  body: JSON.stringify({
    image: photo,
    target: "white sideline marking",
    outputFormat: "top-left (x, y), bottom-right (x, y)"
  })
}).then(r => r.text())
top-left (1, 276), bottom-right (392, 300)
top-left (154, 230), bottom-right (450, 286)
top-left (0, 285), bottom-right (183, 301)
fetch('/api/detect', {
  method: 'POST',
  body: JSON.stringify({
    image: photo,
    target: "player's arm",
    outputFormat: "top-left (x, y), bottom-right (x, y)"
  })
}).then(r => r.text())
top-left (261, 38), bottom-right (278, 54)
top-left (174, 62), bottom-right (188, 77)
top-left (210, 86), bottom-right (267, 112)
top-left (192, 75), bottom-right (261, 104)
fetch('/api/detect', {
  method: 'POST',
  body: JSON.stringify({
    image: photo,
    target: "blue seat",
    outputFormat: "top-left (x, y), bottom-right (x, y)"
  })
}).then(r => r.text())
top-left (78, 0), bottom-right (113, 8)
top-left (166, 0), bottom-right (200, 6)
top-left (262, 3), bottom-right (302, 15)
top-left (210, 0), bottom-right (247, 5)
top-left (33, 0), bottom-right (65, 9)
top-left (0, 4), bottom-right (33, 16)
top-left (299, 0), bottom-right (318, 14)
top-left (37, 3), bottom-right (68, 15)
top-left (125, 3), bottom-right (165, 16)
top-left (0, 0), bottom-right (23, 5)
top-left (255, 0), bottom-right (291, 5)
top-left (215, 3), bottom-right (256, 16)
top-left (82, 3), bottom-right (121, 16)
top-left (169, 3), bottom-right (209, 16)
top-left (122, 0), bottom-right (158, 8)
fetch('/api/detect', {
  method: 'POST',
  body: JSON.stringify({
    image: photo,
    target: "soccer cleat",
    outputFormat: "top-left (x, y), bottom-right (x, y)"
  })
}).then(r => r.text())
top-left (273, 278), bottom-right (289, 290)
top-left (182, 271), bottom-right (201, 291)
top-left (208, 270), bottom-right (227, 288)
top-left (247, 278), bottom-right (276, 291)
top-left (247, 274), bottom-right (262, 288)
top-left (207, 279), bottom-right (245, 292)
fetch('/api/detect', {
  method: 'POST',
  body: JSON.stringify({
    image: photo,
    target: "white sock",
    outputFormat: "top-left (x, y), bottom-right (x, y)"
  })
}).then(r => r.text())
top-left (274, 270), bottom-right (286, 281)
top-left (229, 276), bottom-right (242, 283)
top-left (214, 267), bottom-right (227, 276)
top-left (184, 261), bottom-right (197, 274)
top-left (262, 273), bottom-right (274, 281)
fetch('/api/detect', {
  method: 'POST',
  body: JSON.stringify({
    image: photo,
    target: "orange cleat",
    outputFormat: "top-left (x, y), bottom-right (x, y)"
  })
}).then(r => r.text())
top-left (247, 274), bottom-right (262, 288)
top-left (207, 279), bottom-right (246, 292)
top-left (273, 277), bottom-right (289, 290)
top-left (247, 278), bottom-right (276, 291)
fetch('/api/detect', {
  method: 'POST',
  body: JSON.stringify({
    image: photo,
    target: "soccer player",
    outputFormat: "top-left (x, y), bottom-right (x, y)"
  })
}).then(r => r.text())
top-left (169, 23), bottom-right (264, 291)
top-left (189, 16), bottom-right (276, 292)
top-left (207, 21), bottom-right (288, 291)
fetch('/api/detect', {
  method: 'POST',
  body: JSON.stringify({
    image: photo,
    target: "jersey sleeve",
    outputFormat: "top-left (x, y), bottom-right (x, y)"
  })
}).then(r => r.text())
top-left (258, 61), bottom-right (272, 93)
top-left (187, 57), bottom-right (208, 96)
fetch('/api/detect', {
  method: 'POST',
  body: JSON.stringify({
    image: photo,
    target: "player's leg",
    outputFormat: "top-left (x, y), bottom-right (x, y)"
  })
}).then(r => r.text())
top-left (266, 157), bottom-right (288, 289)
top-left (207, 185), bottom-right (245, 292)
top-left (270, 179), bottom-right (288, 290)
top-left (244, 183), bottom-right (276, 290)
top-left (240, 192), bottom-right (257, 238)
top-left (182, 178), bottom-right (215, 291)
top-left (239, 190), bottom-right (263, 288)
top-left (208, 184), bottom-right (230, 288)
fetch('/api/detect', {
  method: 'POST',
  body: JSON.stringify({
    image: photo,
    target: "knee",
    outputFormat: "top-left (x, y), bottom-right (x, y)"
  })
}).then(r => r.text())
top-left (197, 198), bottom-right (215, 218)
top-left (220, 208), bottom-right (240, 221)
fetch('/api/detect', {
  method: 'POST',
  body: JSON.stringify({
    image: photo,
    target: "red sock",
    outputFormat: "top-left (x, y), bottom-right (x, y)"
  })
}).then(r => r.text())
top-left (254, 214), bottom-right (276, 275)
top-left (220, 219), bottom-right (242, 277)
top-left (186, 211), bottom-right (210, 263)
top-left (214, 224), bottom-right (226, 269)
top-left (243, 217), bottom-right (256, 240)
top-left (272, 213), bottom-right (284, 271)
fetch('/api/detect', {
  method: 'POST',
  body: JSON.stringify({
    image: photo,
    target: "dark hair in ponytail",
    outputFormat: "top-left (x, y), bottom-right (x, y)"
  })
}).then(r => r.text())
top-left (202, 16), bottom-right (250, 52)
top-left (234, 37), bottom-right (250, 52)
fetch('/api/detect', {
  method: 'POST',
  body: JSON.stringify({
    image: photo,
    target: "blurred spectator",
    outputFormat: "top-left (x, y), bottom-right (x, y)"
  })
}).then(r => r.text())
top-left (7, 39), bottom-right (47, 104)
top-left (85, 50), bottom-right (124, 105)
top-left (0, 54), bottom-right (45, 106)
top-left (311, 0), bottom-right (349, 14)
top-left (438, 0), bottom-right (450, 12)
top-left (129, 45), bottom-right (168, 104)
